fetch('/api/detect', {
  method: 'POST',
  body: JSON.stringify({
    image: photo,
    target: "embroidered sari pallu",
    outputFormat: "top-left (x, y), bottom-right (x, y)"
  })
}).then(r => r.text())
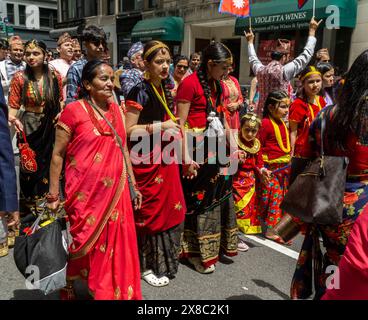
top-left (58, 101), bottom-right (141, 300)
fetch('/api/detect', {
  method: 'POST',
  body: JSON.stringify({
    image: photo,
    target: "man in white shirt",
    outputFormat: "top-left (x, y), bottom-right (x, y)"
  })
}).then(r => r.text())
top-left (245, 17), bottom-right (322, 115)
top-left (0, 36), bottom-right (26, 103)
top-left (49, 33), bottom-right (74, 102)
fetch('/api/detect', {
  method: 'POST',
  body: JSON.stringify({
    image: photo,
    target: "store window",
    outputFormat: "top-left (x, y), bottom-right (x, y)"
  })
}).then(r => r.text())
top-left (84, 0), bottom-right (98, 17)
top-left (19, 5), bottom-right (26, 26)
top-left (6, 3), bottom-right (14, 24)
top-left (40, 8), bottom-right (57, 28)
top-left (108, 0), bottom-right (115, 15)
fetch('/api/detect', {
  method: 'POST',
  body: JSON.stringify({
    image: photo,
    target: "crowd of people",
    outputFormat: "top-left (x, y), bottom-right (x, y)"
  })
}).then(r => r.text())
top-left (0, 17), bottom-right (367, 301)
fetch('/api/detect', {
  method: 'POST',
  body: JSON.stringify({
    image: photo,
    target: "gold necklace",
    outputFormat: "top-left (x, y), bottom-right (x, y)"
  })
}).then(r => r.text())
top-left (270, 117), bottom-right (291, 153)
top-left (236, 135), bottom-right (261, 154)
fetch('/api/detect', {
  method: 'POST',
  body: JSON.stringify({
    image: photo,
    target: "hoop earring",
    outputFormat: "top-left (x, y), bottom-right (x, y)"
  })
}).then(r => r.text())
top-left (143, 71), bottom-right (151, 80)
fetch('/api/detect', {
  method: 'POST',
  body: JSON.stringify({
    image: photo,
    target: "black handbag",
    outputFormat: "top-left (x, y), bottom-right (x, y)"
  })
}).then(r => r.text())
top-left (280, 111), bottom-right (349, 225)
top-left (14, 214), bottom-right (68, 295)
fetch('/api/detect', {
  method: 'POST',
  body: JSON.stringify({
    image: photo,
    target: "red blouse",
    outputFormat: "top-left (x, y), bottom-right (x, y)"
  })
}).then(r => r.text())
top-left (176, 72), bottom-right (221, 129)
top-left (289, 96), bottom-right (326, 157)
top-left (259, 116), bottom-right (290, 161)
top-left (8, 70), bottom-right (64, 111)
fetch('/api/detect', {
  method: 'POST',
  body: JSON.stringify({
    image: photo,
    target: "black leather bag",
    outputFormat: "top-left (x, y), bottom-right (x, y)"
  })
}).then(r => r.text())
top-left (280, 112), bottom-right (348, 225)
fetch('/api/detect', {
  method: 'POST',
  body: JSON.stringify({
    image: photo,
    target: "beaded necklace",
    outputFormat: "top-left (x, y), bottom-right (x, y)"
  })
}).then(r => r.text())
top-left (308, 96), bottom-right (322, 120)
top-left (150, 83), bottom-right (176, 121)
top-left (270, 117), bottom-right (291, 154)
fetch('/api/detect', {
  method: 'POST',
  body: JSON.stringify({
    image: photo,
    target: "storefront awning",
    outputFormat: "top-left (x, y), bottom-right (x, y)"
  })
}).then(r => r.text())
top-left (235, 0), bottom-right (357, 34)
top-left (131, 17), bottom-right (184, 42)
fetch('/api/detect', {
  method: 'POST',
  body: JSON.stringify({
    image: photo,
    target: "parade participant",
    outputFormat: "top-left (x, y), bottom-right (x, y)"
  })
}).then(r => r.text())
top-left (65, 25), bottom-right (106, 105)
top-left (120, 42), bottom-right (145, 98)
top-left (245, 17), bottom-right (321, 117)
top-left (0, 39), bottom-right (9, 61)
top-left (316, 62), bottom-right (335, 106)
top-left (258, 91), bottom-right (292, 243)
top-left (0, 36), bottom-right (26, 102)
top-left (72, 39), bottom-right (82, 61)
top-left (176, 41), bottom-right (238, 274)
top-left (322, 206), bottom-right (368, 300)
top-left (125, 41), bottom-right (186, 287)
top-left (8, 40), bottom-right (63, 217)
top-left (289, 66), bottom-right (326, 157)
top-left (249, 71), bottom-right (259, 112)
top-left (221, 64), bottom-right (243, 130)
top-left (49, 33), bottom-right (75, 102)
top-left (185, 52), bottom-right (201, 77)
top-left (48, 60), bottom-right (142, 300)
top-left (171, 55), bottom-right (189, 98)
top-left (0, 82), bottom-right (18, 258)
top-left (315, 48), bottom-right (330, 63)
top-left (233, 113), bottom-right (270, 250)
top-left (290, 49), bottom-right (368, 300)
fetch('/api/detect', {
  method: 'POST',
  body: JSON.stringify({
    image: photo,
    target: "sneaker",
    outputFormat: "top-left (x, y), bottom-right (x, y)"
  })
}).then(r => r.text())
top-left (237, 239), bottom-right (249, 252)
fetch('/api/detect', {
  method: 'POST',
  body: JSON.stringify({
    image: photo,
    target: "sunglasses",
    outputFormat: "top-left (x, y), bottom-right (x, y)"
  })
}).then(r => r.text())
top-left (176, 64), bottom-right (189, 70)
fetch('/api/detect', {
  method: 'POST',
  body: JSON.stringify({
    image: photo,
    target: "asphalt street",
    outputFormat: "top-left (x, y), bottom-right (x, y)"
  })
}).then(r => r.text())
top-left (0, 234), bottom-right (304, 300)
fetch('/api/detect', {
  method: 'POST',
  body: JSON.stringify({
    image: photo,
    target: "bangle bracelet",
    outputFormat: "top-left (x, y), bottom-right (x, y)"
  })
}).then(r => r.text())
top-left (46, 193), bottom-right (59, 203)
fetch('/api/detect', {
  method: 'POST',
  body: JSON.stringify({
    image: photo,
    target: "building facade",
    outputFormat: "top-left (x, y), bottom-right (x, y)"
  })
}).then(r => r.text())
top-left (52, 0), bottom-right (368, 83)
top-left (0, 0), bottom-right (57, 49)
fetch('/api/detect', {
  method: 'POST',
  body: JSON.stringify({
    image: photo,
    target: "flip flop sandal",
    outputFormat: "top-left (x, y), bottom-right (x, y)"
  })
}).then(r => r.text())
top-left (188, 257), bottom-right (215, 274)
top-left (142, 270), bottom-right (170, 287)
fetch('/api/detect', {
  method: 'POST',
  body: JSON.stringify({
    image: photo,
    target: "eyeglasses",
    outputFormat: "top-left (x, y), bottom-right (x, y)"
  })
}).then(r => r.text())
top-left (176, 65), bottom-right (189, 70)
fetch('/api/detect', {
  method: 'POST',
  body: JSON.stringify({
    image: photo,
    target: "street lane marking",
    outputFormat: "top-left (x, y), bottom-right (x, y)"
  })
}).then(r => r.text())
top-left (245, 235), bottom-right (299, 260)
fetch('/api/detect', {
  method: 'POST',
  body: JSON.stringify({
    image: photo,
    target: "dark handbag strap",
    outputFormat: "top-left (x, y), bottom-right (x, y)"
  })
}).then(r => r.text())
top-left (320, 111), bottom-right (325, 157)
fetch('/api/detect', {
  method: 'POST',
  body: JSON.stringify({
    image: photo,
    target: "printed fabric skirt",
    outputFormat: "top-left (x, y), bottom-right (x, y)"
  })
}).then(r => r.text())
top-left (138, 223), bottom-right (184, 279)
top-left (233, 169), bottom-right (262, 234)
top-left (257, 162), bottom-right (290, 231)
top-left (180, 191), bottom-right (238, 268)
top-left (290, 177), bottom-right (368, 300)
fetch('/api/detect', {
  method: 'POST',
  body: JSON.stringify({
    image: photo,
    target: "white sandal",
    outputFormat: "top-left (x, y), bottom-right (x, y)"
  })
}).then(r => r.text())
top-left (188, 257), bottom-right (215, 274)
top-left (141, 270), bottom-right (170, 287)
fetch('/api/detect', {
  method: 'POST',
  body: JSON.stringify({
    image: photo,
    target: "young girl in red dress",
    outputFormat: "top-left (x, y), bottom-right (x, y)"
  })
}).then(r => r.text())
top-left (233, 113), bottom-right (270, 251)
top-left (258, 91), bottom-right (292, 243)
top-left (289, 66), bottom-right (326, 158)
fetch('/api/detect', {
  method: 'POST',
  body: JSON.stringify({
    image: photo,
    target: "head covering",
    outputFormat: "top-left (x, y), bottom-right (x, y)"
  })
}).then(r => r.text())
top-left (57, 32), bottom-right (73, 46)
top-left (275, 39), bottom-right (291, 54)
top-left (127, 42), bottom-right (143, 60)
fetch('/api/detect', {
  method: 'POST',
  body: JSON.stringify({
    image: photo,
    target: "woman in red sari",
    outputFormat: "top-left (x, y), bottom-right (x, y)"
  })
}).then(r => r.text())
top-left (221, 65), bottom-right (243, 130)
top-left (47, 60), bottom-right (142, 300)
top-left (125, 41), bottom-right (186, 287)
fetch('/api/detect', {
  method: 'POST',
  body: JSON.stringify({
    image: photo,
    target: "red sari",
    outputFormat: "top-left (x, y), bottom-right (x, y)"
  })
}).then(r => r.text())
top-left (58, 100), bottom-right (141, 300)
top-left (221, 75), bottom-right (243, 130)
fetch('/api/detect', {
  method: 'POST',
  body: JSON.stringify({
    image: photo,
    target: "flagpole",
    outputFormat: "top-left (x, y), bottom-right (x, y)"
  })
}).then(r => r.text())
top-left (249, 0), bottom-right (252, 30)
top-left (313, 0), bottom-right (316, 18)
